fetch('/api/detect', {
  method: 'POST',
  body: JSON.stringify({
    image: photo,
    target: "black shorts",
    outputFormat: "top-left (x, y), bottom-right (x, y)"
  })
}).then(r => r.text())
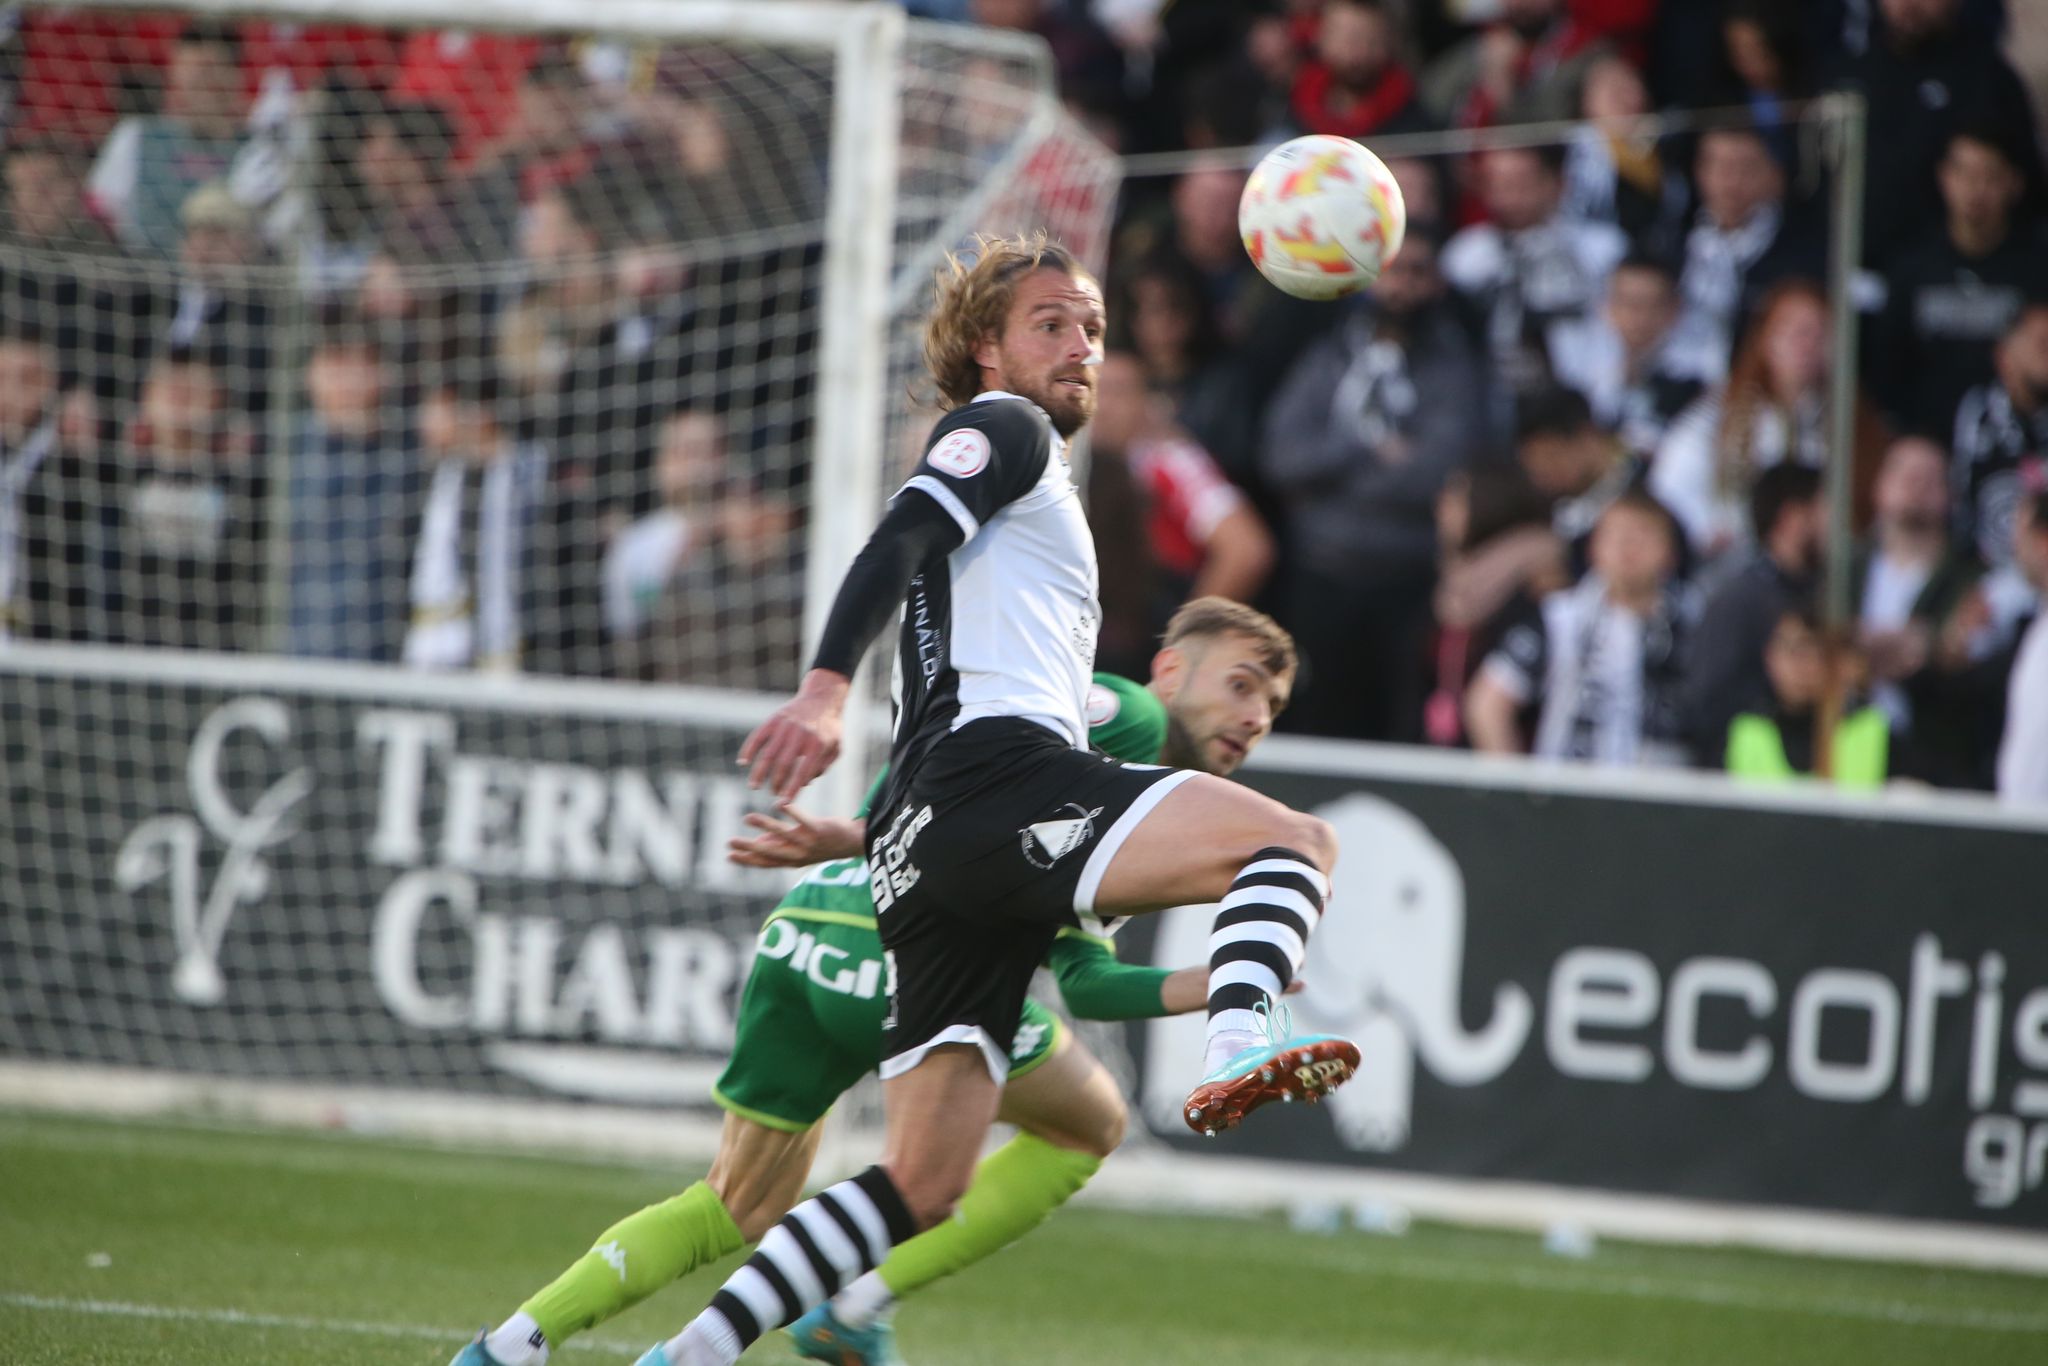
top-left (866, 717), bottom-right (1195, 1082)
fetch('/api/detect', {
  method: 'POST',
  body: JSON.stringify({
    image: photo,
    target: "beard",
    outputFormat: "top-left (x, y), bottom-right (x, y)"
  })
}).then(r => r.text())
top-left (1012, 371), bottom-right (1097, 438)
top-left (1159, 711), bottom-right (1242, 777)
top-left (1159, 711), bottom-right (1202, 773)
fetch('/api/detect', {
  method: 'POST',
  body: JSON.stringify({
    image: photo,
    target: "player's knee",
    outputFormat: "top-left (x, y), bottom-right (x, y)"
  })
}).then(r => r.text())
top-left (731, 1202), bottom-right (781, 1244)
top-left (1275, 812), bottom-right (1338, 874)
top-left (1090, 1094), bottom-right (1129, 1158)
top-left (1040, 1089), bottom-right (1128, 1158)
top-left (707, 1175), bottom-right (785, 1243)
top-left (891, 1166), bottom-right (971, 1232)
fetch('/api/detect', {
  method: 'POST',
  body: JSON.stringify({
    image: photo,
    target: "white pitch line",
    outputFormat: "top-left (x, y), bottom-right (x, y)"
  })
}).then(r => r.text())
top-left (1354, 1353), bottom-right (1629, 1366)
top-left (0, 1292), bottom-right (1617, 1366)
top-left (9, 1265), bottom-right (2046, 1357)
top-left (0, 1293), bottom-right (649, 1357)
top-left (1330, 1249), bottom-right (2048, 1335)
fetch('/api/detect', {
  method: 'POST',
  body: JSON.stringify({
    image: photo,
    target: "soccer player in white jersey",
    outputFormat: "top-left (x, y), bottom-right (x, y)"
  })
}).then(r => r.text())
top-left (640, 234), bottom-right (1360, 1366)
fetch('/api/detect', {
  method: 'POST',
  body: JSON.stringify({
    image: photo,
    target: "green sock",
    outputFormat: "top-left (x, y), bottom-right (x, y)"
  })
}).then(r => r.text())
top-left (519, 1180), bottom-right (745, 1348)
top-left (876, 1132), bottom-right (1100, 1299)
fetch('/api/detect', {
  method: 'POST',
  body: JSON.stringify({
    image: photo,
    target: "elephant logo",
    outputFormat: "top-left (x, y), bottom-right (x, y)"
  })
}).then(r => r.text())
top-left (1144, 793), bottom-right (1532, 1151)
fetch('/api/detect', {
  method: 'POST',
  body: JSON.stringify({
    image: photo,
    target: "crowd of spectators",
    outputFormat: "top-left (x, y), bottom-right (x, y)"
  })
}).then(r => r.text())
top-left (1, 0), bottom-right (2046, 803)
top-left (1067, 0), bottom-right (2048, 802)
top-left (0, 14), bottom-right (821, 689)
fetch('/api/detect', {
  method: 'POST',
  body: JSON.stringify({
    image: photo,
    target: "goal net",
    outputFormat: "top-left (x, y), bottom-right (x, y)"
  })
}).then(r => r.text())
top-left (0, 0), bottom-right (1118, 1143)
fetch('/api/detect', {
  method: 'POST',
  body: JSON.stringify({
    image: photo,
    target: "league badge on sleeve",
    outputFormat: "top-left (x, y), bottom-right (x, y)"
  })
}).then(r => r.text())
top-left (1086, 683), bottom-right (1120, 726)
top-left (929, 429), bottom-right (992, 478)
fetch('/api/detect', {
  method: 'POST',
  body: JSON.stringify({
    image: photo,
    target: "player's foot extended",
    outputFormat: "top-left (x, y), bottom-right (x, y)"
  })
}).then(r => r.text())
top-left (447, 1332), bottom-right (506, 1366)
top-left (787, 1302), bottom-right (904, 1366)
top-left (632, 1345), bottom-right (673, 1366)
top-left (1183, 1002), bottom-right (1359, 1135)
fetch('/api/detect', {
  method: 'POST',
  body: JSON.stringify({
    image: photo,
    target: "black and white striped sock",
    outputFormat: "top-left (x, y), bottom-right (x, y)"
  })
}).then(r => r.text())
top-left (1205, 847), bottom-right (1329, 1073)
top-left (680, 1166), bottom-right (915, 1363)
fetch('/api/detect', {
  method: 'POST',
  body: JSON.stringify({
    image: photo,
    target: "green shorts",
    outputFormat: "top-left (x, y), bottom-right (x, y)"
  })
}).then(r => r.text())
top-left (711, 859), bottom-right (1065, 1133)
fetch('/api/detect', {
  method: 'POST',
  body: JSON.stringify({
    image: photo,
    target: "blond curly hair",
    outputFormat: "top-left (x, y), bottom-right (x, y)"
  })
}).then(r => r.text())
top-left (923, 231), bottom-right (1091, 409)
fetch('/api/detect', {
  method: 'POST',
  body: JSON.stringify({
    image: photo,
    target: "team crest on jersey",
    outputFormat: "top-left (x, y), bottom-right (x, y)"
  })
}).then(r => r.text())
top-left (928, 429), bottom-right (992, 478)
top-left (1085, 683), bottom-right (1119, 726)
top-left (1020, 803), bottom-right (1103, 870)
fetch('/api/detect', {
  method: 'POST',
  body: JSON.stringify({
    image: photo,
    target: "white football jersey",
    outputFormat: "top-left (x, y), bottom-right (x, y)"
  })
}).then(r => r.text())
top-left (887, 391), bottom-right (1100, 761)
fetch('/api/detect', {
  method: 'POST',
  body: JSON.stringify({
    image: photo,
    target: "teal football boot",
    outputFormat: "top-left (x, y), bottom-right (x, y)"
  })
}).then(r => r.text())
top-left (1182, 999), bottom-right (1359, 1135)
top-left (787, 1302), bottom-right (905, 1366)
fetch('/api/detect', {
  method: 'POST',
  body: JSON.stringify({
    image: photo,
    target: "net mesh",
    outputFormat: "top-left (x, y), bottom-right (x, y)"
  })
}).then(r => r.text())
top-left (0, 4), bottom-right (1119, 1114)
top-left (0, 9), bottom-right (1118, 682)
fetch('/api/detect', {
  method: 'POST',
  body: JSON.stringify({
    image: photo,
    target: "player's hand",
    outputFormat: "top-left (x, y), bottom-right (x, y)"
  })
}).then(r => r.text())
top-left (739, 670), bottom-right (849, 801)
top-left (727, 803), bottom-right (867, 868)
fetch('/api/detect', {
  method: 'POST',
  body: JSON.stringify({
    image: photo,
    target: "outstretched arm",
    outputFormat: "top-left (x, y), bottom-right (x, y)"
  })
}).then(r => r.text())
top-left (1046, 933), bottom-right (1298, 1019)
top-left (1044, 930), bottom-right (1232, 1019)
top-left (1045, 932), bottom-right (1177, 1020)
top-left (738, 494), bottom-right (964, 799)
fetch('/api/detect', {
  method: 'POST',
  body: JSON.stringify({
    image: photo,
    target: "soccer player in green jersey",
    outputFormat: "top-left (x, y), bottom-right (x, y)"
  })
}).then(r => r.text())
top-left (450, 599), bottom-right (1295, 1366)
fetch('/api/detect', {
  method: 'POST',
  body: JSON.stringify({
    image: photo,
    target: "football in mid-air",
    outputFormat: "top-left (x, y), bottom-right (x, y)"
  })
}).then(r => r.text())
top-left (1239, 134), bottom-right (1407, 301)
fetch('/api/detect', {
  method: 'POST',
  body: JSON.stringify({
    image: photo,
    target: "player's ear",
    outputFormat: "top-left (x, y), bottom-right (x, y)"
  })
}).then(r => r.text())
top-left (1151, 645), bottom-right (1187, 698)
top-left (972, 329), bottom-right (1000, 374)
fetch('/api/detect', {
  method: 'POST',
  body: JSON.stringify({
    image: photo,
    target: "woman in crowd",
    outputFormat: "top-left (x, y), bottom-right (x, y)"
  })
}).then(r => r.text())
top-left (1651, 279), bottom-right (1885, 564)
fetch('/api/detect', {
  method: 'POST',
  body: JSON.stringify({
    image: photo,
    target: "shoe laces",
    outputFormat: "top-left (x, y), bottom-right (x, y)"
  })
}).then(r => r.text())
top-left (1253, 993), bottom-right (1294, 1045)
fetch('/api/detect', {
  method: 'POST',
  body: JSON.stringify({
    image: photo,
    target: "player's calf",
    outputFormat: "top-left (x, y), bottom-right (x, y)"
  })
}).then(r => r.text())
top-left (1185, 842), bottom-right (1359, 1134)
top-left (877, 1042), bottom-right (1005, 1231)
top-left (702, 1114), bottom-right (822, 1242)
top-left (1205, 845), bottom-right (1329, 1062)
top-left (653, 1166), bottom-right (917, 1366)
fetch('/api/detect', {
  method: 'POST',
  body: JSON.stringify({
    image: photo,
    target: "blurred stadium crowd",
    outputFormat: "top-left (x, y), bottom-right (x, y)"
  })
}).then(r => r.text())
top-left (2, 0), bottom-right (2047, 799)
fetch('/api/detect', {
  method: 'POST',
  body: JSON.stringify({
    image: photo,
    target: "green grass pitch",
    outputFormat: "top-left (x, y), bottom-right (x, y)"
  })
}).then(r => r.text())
top-left (2, 1109), bottom-right (2044, 1365)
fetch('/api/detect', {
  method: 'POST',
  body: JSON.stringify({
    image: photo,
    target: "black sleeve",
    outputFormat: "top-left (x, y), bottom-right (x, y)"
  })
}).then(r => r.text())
top-left (810, 489), bottom-right (965, 678)
top-left (895, 398), bottom-right (1052, 540)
